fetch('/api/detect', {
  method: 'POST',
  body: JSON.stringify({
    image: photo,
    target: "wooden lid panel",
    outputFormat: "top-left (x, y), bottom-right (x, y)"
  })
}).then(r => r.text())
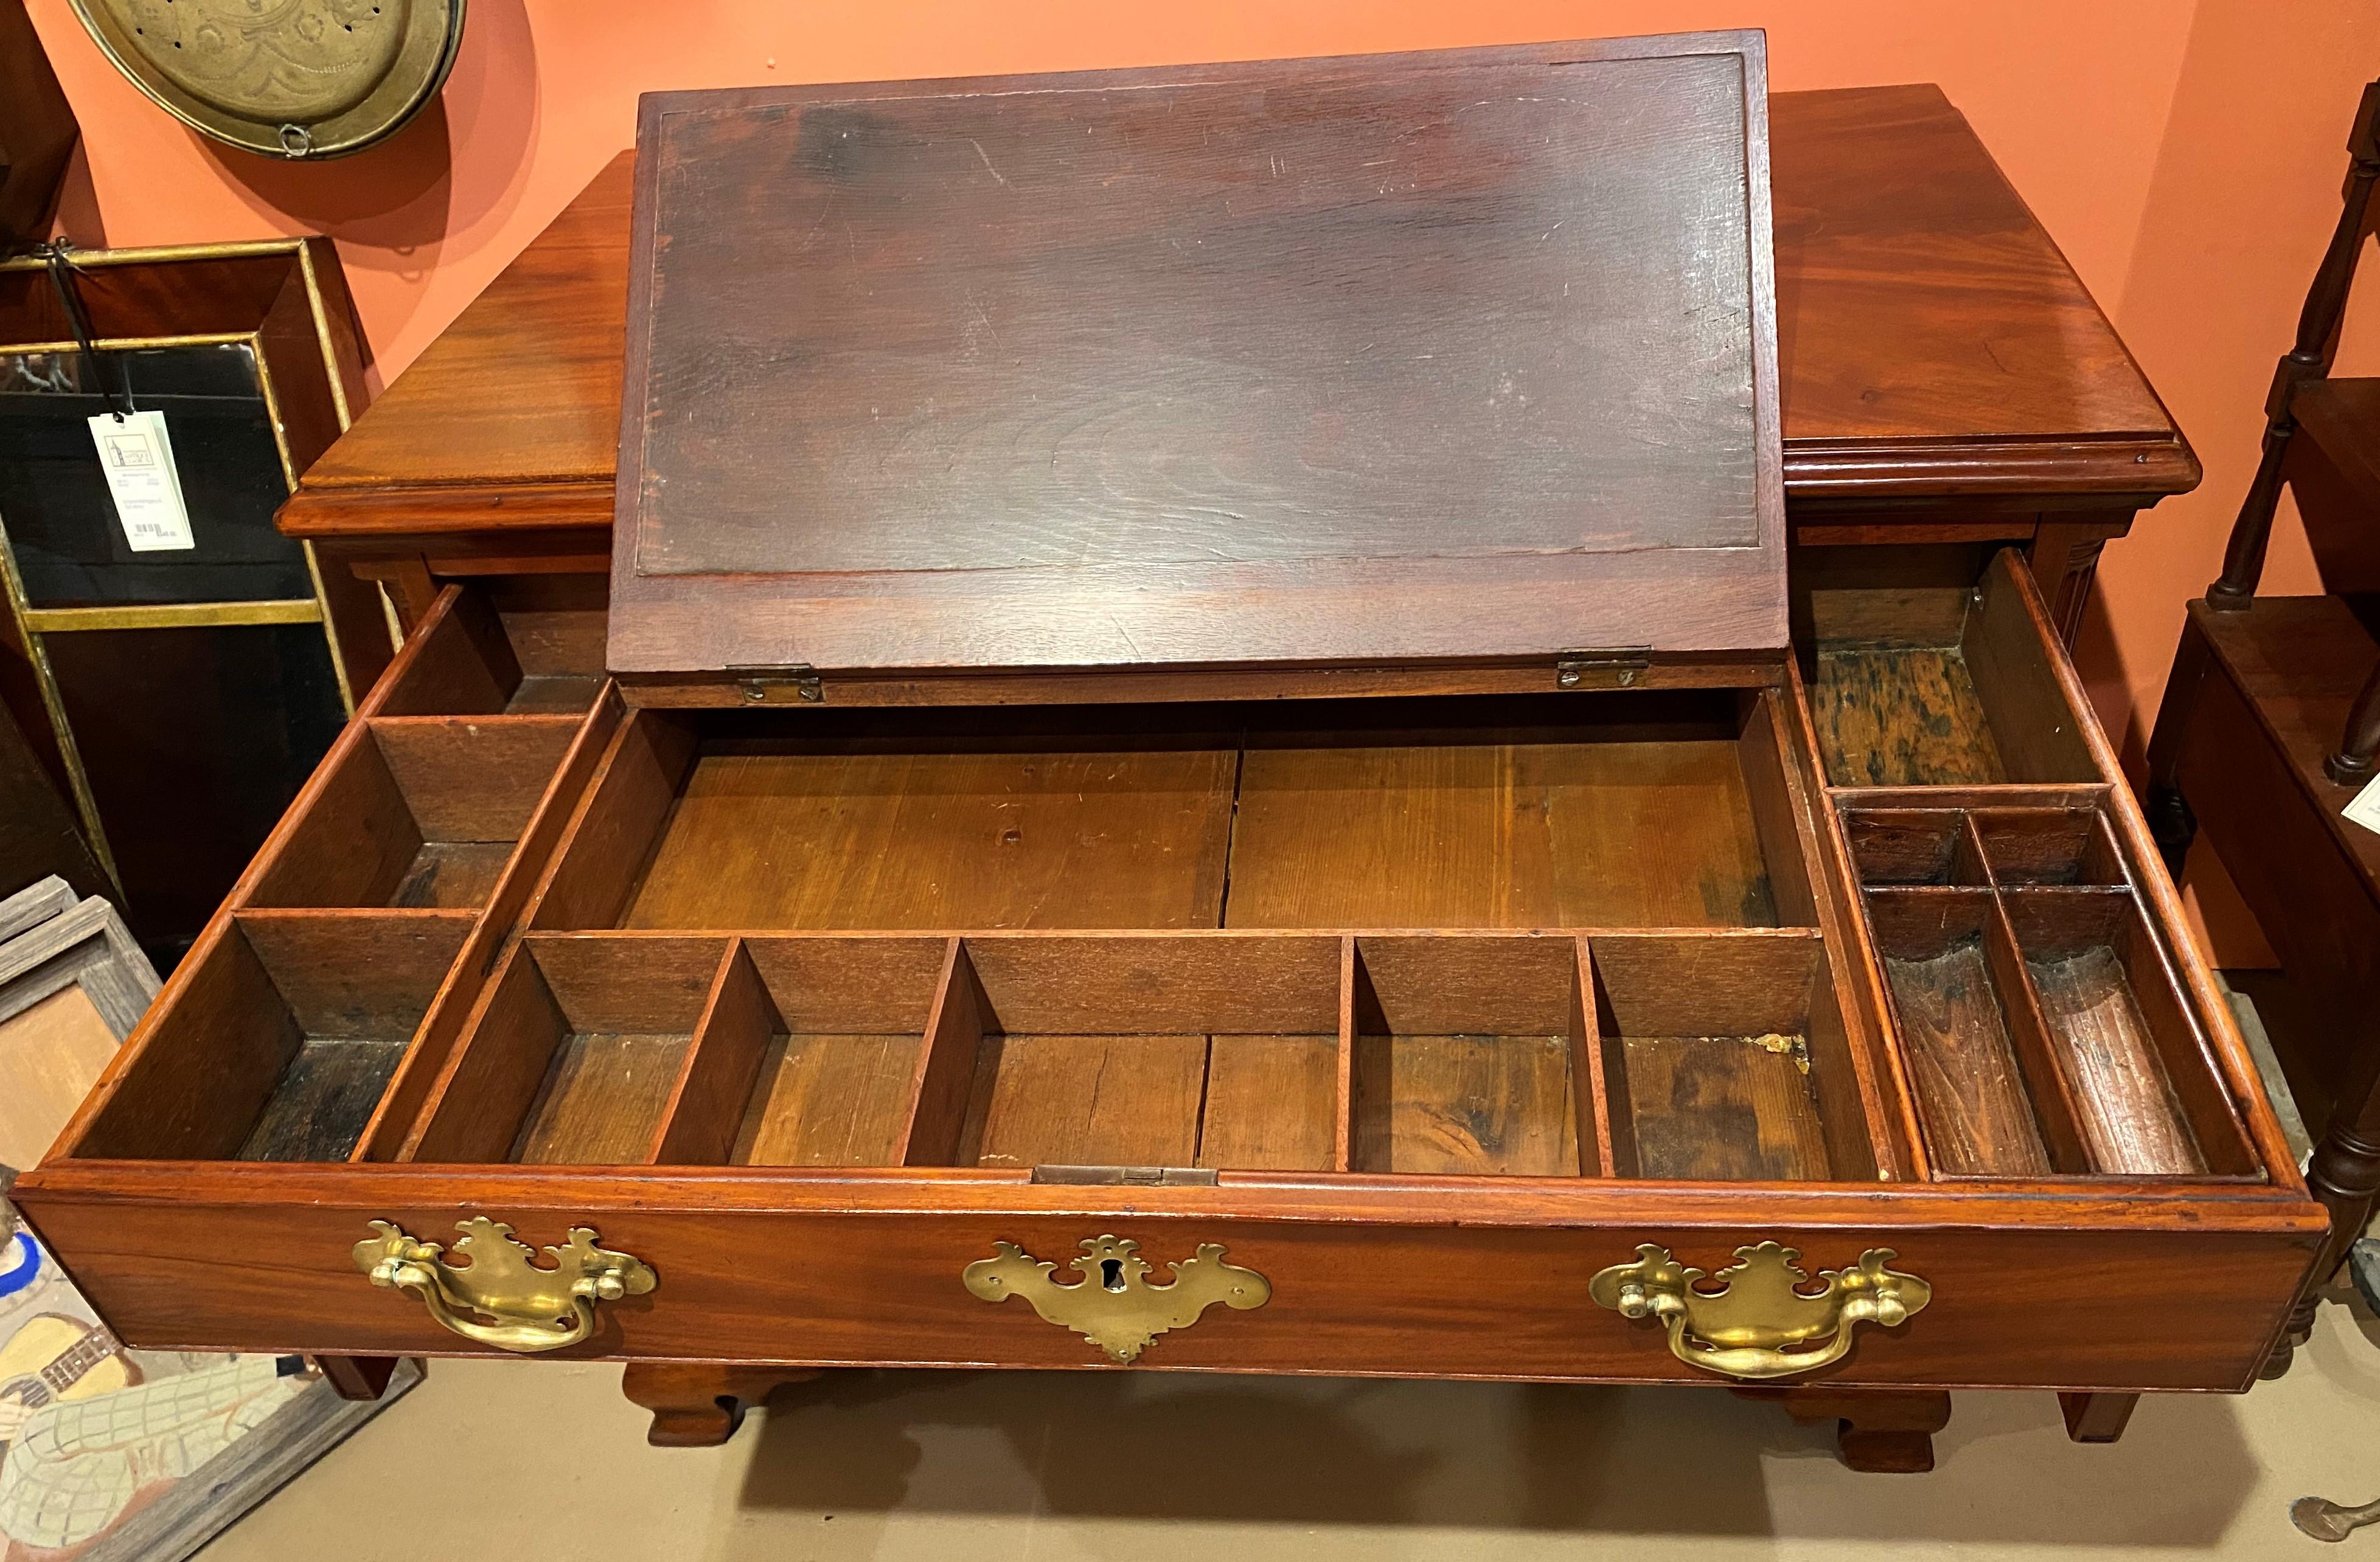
top-left (611, 33), bottom-right (1784, 678)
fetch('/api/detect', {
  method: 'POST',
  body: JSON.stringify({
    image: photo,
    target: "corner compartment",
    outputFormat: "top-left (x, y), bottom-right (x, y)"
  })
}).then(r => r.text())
top-left (1806, 550), bottom-right (2097, 787)
top-left (245, 715), bottom-right (582, 909)
top-left (1346, 935), bottom-right (1588, 1176)
top-left (926, 935), bottom-right (1346, 1174)
top-left (376, 577), bottom-right (609, 717)
top-left (70, 909), bottom-right (473, 1163)
top-left (2000, 890), bottom-right (2257, 1178)
top-left (1587, 931), bottom-right (1877, 1182)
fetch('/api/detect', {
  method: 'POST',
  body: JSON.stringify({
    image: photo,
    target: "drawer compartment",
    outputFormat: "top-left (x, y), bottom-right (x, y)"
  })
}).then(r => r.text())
top-left (378, 578), bottom-right (608, 718)
top-left (72, 910), bottom-right (473, 1164)
top-left (247, 717), bottom-right (582, 909)
top-left (12, 1165), bottom-right (2321, 1394)
top-left (1808, 552), bottom-right (2096, 787)
top-left (531, 689), bottom-right (1823, 934)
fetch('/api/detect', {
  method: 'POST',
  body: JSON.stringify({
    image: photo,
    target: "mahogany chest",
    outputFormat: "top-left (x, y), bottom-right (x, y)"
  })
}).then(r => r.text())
top-left (14, 32), bottom-right (2320, 1472)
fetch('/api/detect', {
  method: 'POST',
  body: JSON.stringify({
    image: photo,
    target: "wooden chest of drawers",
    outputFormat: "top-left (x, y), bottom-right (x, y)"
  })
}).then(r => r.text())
top-left (13, 32), bottom-right (2318, 1473)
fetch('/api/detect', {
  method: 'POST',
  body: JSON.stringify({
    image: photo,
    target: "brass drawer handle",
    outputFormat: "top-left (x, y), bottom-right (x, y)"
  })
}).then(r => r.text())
top-left (963, 1235), bottom-right (1270, 1362)
top-left (1588, 1241), bottom-right (1930, 1381)
top-left (353, 1218), bottom-right (656, 1354)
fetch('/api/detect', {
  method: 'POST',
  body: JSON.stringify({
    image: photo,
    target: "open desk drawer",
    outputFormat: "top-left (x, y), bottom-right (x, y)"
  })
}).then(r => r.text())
top-left (15, 555), bottom-right (2322, 1394)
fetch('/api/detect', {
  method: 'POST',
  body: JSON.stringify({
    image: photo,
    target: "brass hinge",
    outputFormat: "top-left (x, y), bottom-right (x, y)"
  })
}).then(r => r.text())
top-left (731, 664), bottom-right (823, 704)
top-left (1556, 647), bottom-right (1651, 689)
top-left (1030, 1165), bottom-right (1220, 1187)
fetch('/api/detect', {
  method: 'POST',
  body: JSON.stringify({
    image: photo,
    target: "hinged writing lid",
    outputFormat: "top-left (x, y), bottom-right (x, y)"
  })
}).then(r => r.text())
top-left (610, 32), bottom-right (1784, 688)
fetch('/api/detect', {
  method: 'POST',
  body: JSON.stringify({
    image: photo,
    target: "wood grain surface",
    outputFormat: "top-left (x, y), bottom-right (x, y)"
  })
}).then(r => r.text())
top-left (608, 36), bottom-right (1788, 676)
top-left (1228, 740), bottom-right (1780, 928)
top-left (280, 83), bottom-right (2196, 534)
top-left (624, 747), bottom-right (1237, 930)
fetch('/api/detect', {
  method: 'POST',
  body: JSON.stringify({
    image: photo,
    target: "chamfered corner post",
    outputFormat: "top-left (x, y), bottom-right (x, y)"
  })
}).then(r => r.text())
top-left (2145, 609), bottom-right (2213, 879)
top-left (314, 1355), bottom-right (409, 1401)
top-left (2058, 1391), bottom-right (2138, 1444)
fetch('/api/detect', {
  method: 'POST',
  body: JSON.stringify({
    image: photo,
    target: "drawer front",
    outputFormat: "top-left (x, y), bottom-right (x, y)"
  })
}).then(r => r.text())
top-left (18, 1172), bottom-right (2316, 1394)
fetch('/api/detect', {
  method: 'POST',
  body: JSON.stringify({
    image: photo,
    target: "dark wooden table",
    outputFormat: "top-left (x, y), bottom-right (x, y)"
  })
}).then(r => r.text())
top-left (281, 83), bottom-right (2199, 650)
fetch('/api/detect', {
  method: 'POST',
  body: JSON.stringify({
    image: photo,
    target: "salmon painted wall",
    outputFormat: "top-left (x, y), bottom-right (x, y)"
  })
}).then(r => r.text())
top-left (23, 0), bottom-right (2380, 959)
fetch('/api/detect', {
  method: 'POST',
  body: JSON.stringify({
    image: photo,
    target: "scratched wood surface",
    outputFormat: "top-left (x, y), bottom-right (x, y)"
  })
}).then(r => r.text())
top-left (610, 38), bottom-right (1787, 675)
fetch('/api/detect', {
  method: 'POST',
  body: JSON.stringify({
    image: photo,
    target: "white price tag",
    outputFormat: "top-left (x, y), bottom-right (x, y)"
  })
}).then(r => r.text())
top-left (2346, 772), bottom-right (2380, 838)
top-left (86, 409), bottom-right (194, 552)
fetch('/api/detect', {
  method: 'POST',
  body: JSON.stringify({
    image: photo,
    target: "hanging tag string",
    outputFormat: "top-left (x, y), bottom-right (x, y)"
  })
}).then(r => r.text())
top-left (37, 241), bottom-right (134, 420)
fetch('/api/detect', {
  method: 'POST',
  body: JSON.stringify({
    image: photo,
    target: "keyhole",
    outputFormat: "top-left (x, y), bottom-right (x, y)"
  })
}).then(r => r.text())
top-left (1100, 1258), bottom-right (1126, 1291)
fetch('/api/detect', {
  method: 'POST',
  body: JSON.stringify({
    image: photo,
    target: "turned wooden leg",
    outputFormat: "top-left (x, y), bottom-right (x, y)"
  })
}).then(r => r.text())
top-left (620, 1363), bottom-right (821, 1448)
top-left (315, 1355), bottom-right (406, 1401)
top-left (2267, 1117), bottom-right (2380, 1379)
top-left (2325, 660), bottom-right (2380, 785)
top-left (1737, 1387), bottom-right (1952, 1473)
top-left (2058, 1392), bottom-right (2137, 1443)
top-left (2144, 614), bottom-right (2210, 881)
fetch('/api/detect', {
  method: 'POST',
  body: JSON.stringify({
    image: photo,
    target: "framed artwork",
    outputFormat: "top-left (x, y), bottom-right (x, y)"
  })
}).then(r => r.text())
top-left (0, 878), bottom-right (416, 1559)
top-left (0, 878), bottom-right (155, 1172)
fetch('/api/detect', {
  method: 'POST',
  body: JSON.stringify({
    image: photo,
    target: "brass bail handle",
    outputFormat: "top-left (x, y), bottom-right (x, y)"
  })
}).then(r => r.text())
top-left (354, 1218), bottom-right (656, 1354)
top-left (1588, 1241), bottom-right (1931, 1381)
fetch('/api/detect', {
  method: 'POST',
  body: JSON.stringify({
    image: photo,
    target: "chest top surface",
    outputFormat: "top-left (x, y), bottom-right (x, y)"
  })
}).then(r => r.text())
top-left (285, 82), bottom-right (2193, 533)
top-left (607, 33), bottom-right (1786, 679)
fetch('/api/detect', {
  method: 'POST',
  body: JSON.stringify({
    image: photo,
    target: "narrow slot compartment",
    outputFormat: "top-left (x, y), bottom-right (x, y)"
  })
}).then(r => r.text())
top-left (404, 935), bottom-right (731, 1164)
top-left (2000, 890), bottom-right (2258, 1178)
top-left (1842, 809), bottom-right (1991, 887)
top-left (247, 716), bottom-right (581, 909)
top-left (677, 935), bottom-right (951, 1166)
top-left (1347, 935), bottom-right (1588, 1177)
top-left (1590, 931), bottom-right (1871, 1181)
top-left (1865, 890), bottom-right (2084, 1178)
top-left (69, 911), bottom-right (473, 1162)
top-left (1806, 550), bottom-right (2098, 787)
top-left (908, 935), bottom-right (1342, 1172)
top-left (376, 577), bottom-right (609, 718)
top-left (1972, 808), bottom-right (2128, 887)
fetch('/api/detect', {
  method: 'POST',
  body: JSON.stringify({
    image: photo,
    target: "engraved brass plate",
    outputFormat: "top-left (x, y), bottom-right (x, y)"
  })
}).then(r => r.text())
top-left (1588, 1241), bottom-right (1930, 1381)
top-left (354, 1218), bottom-right (654, 1353)
top-left (66, 0), bottom-right (465, 159)
top-left (963, 1235), bottom-right (1270, 1362)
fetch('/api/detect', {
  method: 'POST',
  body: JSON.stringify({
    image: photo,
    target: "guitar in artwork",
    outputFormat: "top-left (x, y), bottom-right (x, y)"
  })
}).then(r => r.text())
top-left (0, 1314), bottom-right (131, 1415)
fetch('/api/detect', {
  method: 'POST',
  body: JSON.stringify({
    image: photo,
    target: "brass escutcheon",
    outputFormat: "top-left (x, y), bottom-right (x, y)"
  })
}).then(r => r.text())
top-left (1588, 1241), bottom-right (1930, 1381)
top-left (962, 1235), bottom-right (1270, 1362)
top-left (354, 1218), bottom-right (655, 1354)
